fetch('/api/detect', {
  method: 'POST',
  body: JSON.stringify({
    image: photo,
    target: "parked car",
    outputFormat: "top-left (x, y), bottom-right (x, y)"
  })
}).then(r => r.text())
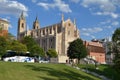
top-left (39, 60), bottom-right (49, 63)
top-left (3, 56), bottom-right (34, 63)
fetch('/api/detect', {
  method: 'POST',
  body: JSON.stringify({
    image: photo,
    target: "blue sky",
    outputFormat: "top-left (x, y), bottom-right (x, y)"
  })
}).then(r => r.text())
top-left (0, 0), bottom-right (120, 41)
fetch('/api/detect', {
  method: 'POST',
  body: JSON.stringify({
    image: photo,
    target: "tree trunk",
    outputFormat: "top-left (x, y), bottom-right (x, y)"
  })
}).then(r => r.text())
top-left (78, 58), bottom-right (80, 64)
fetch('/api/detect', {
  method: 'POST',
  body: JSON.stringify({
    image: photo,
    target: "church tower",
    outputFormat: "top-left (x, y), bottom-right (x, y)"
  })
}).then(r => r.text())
top-left (33, 16), bottom-right (40, 29)
top-left (17, 12), bottom-right (26, 40)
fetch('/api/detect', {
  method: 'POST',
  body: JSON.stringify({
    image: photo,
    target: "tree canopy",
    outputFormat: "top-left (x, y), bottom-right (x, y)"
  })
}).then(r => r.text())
top-left (112, 28), bottom-right (120, 42)
top-left (21, 36), bottom-right (45, 57)
top-left (30, 45), bottom-right (45, 57)
top-left (7, 40), bottom-right (27, 53)
top-left (0, 36), bottom-right (7, 56)
top-left (67, 38), bottom-right (87, 63)
top-left (21, 36), bottom-right (37, 52)
top-left (46, 49), bottom-right (58, 58)
top-left (112, 28), bottom-right (120, 73)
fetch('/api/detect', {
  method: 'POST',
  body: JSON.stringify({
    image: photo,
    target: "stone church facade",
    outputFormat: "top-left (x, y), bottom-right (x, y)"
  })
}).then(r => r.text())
top-left (17, 12), bottom-right (79, 63)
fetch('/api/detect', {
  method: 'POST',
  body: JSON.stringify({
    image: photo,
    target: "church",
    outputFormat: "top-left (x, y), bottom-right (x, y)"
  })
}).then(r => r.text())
top-left (17, 12), bottom-right (80, 63)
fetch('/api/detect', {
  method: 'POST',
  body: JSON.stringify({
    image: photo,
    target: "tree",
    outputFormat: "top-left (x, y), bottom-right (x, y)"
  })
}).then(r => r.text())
top-left (112, 28), bottom-right (120, 42)
top-left (21, 36), bottom-right (37, 53)
top-left (21, 36), bottom-right (45, 57)
top-left (7, 40), bottom-right (27, 54)
top-left (7, 33), bottom-right (15, 41)
top-left (0, 36), bottom-right (7, 56)
top-left (112, 28), bottom-right (120, 73)
top-left (46, 49), bottom-right (58, 58)
top-left (30, 45), bottom-right (45, 57)
top-left (67, 38), bottom-right (87, 64)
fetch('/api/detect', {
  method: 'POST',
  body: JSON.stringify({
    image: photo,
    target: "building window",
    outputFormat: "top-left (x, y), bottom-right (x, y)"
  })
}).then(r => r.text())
top-left (68, 23), bottom-right (71, 26)
top-left (37, 31), bottom-right (39, 36)
top-left (50, 28), bottom-right (52, 34)
top-left (53, 27), bottom-right (56, 31)
top-left (51, 38), bottom-right (52, 42)
top-left (43, 30), bottom-right (45, 35)
top-left (22, 23), bottom-right (24, 28)
top-left (57, 26), bottom-right (61, 33)
top-left (46, 28), bottom-right (48, 34)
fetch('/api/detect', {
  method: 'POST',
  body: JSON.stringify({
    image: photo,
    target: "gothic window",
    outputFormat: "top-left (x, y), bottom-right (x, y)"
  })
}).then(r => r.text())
top-left (22, 23), bottom-right (24, 28)
top-left (37, 31), bottom-right (39, 36)
top-left (57, 25), bottom-right (61, 33)
top-left (39, 30), bottom-right (41, 35)
top-left (68, 23), bottom-right (71, 26)
top-left (50, 28), bottom-right (52, 34)
top-left (46, 28), bottom-right (48, 34)
top-left (51, 38), bottom-right (52, 42)
top-left (53, 27), bottom-right (56, 31)
top-left (43, 29), bottom-right (45, 35)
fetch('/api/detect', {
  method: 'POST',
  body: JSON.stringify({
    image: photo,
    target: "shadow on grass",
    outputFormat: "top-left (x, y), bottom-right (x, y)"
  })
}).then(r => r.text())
top-left (82, 64), bottom-right (120, 80)
top-left (25, 64), bottom-right (98, 80)
top-left (102, 65), bottom-right (120, 80)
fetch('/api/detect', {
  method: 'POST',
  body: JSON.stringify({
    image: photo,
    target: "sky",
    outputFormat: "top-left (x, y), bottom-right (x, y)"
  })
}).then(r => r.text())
top-left (0, 0), bottom-right (120, 41)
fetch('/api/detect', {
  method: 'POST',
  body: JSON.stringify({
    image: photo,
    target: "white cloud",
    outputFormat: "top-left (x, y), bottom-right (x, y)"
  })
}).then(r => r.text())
top-left (0, 0), bottom-right (28, 16)
top-left (94, 12), bottom-right (118, 19)
top-left (111, 0), bottom-right (120, 7)
top-left (91, 35), bottom-right (95, 39)
top-left (70, 0), bottom-right (80, 3)
top-left (104, 25), bottom-right (112, 29)
top-left (112, 21), bottom-right (119, 26)
top-left (81, 0), bottom-right (119, 18)
top-left (81, 27), bottom-right (103, 33)
top-left (100, 19), bottom-right (111, 25)
top-left (81, 27), bottom-right (102, 39)
top-left (9, 24), bottom-right (13, 28)
top-left (38, 2), bottom-right (50, 10)
top-left (82, 32), bottom-right (90, 36)
top-left (2, 18), bottom-right (9, 22)
top-left (81, 0), bottom-right (116, 12)
top-left (81, 32), bottom-right (95, 39)
top-left (37, 0), bottom-right (72, 13)
top-left (32, 0), bottom-right (37, 3)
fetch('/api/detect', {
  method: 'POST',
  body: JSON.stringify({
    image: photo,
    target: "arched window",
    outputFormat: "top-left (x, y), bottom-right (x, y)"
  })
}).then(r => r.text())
top-left (22, 23), bottom-right (24, 28)
top-left (50, 28), bottom-right (52, 34)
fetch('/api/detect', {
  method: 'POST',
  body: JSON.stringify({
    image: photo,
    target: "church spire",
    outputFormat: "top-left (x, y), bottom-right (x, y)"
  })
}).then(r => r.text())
top-left (33, 16), bottom-right (40, 29)
top-left (74, 18), bottom-right (77, 30)
top-left (61, 14), bottom-right (64, 22)
top-left (74, 18), bottom-right (76, 26)
top-left (35, 16), bottom-right (39, 23)
top-left (20, 11), bottom-right (25, 20)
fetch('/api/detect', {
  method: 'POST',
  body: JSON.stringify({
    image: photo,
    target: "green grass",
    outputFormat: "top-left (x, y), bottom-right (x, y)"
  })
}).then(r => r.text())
top-left (0, 61), bottom-right (100, 80)
top-left (78, 64), bottom-right (120, 80)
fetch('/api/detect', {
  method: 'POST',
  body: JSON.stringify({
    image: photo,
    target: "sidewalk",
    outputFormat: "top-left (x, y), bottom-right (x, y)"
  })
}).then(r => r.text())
top-left (66, 64), bottom-right (111, 80)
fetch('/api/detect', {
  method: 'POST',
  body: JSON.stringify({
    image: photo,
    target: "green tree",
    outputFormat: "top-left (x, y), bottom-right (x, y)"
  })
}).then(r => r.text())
top-left (67, 38), bottom-right (87, 64)
top-left (7, 40), bottom-right (27, 54)
top-left (112, 28), bottom-right (120, 42)
top-left (46, 49), bottom-right (58, 58)
top-left (112, 28), bottom-right (120, 73)
top-left (30, 45), bottom-right (45, 57)
top-left (0, 36), bottom-right (7, 56)
top-left (21, 36), bottom-right (37, 52)
top-left (7, 33), bottom-right (15, 41)
top-left (21, 36), bottom-right (45, 56)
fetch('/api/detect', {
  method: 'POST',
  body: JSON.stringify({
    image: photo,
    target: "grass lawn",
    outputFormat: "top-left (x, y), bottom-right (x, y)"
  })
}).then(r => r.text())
top-left (0, 61), bottom-right (100, 80)
top-left (78, 64), bottom-right (120, 80)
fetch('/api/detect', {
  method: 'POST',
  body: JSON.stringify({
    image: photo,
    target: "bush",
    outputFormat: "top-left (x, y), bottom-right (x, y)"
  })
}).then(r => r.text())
top-left (114, 59), bottom-right (120, 73)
